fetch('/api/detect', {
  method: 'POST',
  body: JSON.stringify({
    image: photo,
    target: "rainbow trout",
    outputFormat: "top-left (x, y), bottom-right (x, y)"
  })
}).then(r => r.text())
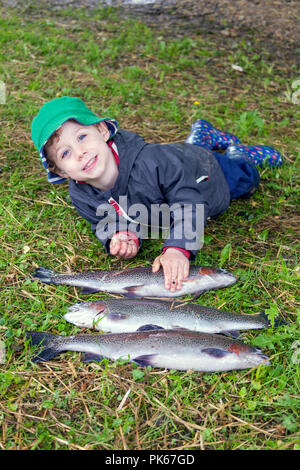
top-left (33, 266), bottom-right (237, 298)
top-left (27, 329), bottom-right (270, 372)
top-left (64, 298), bottom-right (278, 337)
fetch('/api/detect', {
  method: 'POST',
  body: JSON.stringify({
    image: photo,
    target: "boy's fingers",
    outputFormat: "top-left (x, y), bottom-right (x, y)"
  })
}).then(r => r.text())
top-left (120, 241), bottom-right (127, 257)
top-left (177, 270), bottom-right (183, 290)
top-left (131, 243), bottom-right (138, 258)
top-left (163, 264), bottom-right (174, 291)
top-left (177, 263), bottom-right (187, 290)
top-left (123, 242), bottom-right (136, 259)
top-left (113, 240), bottom-right (138, 259)
top-left (184, 263), bottom-right (190, 279)
top-left (152, 255), bottom-right (162, 273)
top-left (152, 252), bottom-right (190, 292)
top-left (177, 262), bottom-right (190, 290)
top-left (118, 241), bottom-right (130, 258)
top-left (154, 255), bottom-right (178, 291)
top-left (170, 266), bottom-right (179, 292)
top-left (125, 244), bottom-right (133, 259)
top-left (110, 238), bottom-right (120, 255)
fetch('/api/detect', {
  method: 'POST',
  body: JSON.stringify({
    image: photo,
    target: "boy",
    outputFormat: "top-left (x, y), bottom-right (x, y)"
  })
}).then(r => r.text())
top-left (31, 97), bottom-right (282, 293)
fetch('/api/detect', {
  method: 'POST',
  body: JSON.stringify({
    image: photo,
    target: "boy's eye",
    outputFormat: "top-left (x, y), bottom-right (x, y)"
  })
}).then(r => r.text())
top-left (61, 149), bottom-right (69, 159)
top-left (78, 134), bottom-right (86, 141)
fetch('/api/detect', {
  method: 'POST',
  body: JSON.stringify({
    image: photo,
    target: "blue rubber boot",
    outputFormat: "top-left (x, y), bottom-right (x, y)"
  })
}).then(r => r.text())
top-left (185, 119), bottom-right (241, 150)
top-left (226, 144), bottom-right (283, 168)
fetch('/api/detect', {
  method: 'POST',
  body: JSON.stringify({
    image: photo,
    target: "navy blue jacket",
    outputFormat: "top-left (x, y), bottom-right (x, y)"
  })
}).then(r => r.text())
top-left (68, 129), bottom-right (231, 259)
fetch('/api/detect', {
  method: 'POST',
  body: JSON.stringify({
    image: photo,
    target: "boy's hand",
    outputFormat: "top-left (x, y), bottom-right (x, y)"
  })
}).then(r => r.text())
top-left (152, 248), bottom-right (190, 293)
top-left (110, 232), bottom-right (139, 259)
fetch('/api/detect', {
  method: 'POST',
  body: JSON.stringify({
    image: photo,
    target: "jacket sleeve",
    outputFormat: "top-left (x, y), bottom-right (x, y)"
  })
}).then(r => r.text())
top-left (69, 188), bottom-right (143, 254)
top-left (162, 185), bottom-right (209, 260)
top-left (138, 143), bottom-right (230, 260)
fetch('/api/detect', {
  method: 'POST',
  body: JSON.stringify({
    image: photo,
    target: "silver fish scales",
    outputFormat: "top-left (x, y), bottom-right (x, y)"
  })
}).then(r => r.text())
top-left (33, 265), bottom-right (237, 298)
top-left (27, 329), bottom-right (270, 372)
top-left (64, 298), bottom-right (277, 336)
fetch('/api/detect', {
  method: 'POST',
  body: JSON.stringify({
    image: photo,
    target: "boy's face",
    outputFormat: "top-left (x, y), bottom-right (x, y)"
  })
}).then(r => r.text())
top-left (46, 120), bottom-right (117, 189)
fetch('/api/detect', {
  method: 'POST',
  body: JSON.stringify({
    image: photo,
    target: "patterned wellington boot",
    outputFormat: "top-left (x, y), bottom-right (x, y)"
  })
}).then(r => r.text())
top-left (226, 144), bottom-right (283, 167)
top-left (185, 119), bottom-right (241, 150)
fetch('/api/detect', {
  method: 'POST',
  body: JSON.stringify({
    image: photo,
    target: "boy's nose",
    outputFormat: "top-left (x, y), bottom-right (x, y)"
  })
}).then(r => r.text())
top-left (75, 148), bottom-right (86, 160)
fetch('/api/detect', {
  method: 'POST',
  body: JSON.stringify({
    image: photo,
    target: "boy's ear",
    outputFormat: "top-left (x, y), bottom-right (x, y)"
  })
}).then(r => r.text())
top-left (96, 121), bottom-right (110, 141)
top-left (55, 168), bottom-right (68, 178)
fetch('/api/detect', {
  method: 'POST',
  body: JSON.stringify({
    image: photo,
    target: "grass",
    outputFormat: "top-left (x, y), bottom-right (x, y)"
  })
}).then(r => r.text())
top-left (0, 3), bottom-right (299, 451)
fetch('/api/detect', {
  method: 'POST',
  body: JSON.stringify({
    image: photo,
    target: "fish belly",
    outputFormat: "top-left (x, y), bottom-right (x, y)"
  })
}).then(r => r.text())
top-left (131, 351), bottom-right (244, 372)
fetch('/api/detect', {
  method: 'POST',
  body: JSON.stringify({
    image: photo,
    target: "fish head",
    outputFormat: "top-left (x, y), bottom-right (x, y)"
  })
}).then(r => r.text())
top-left (227, 342), bottom-right (270, 368)
top-left (197, 267), bottom-right (237, 288)
top-left (246, 347), bottom-right (270, 367)
top-left (64, 301), bottom-right (109, 329)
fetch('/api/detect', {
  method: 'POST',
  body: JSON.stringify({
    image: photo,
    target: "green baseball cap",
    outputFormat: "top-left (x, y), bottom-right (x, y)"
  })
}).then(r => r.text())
top-left (31, 96), bottom-right (118, 184)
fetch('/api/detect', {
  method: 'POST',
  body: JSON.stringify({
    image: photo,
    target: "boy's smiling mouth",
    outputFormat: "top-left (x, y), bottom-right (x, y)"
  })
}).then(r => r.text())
top-left (82, 156), bottom-right (98, 172)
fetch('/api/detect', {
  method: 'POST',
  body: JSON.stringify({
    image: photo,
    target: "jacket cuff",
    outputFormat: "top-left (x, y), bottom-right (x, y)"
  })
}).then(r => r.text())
top-left (162, 246), bottom-right (190, 259)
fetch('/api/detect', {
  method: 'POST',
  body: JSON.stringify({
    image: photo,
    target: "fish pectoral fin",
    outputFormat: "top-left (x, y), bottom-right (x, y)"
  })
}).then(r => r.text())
top-left (137, 324), bottom-right (165, 331)
top-left (202, 348), bottom-right (232, 358)
top-left (81, 352), bottom-right (107, 362)
top-left (80, 287), bottom-right (101, 294)
top-left (123, 285), bottom-right (143, 298)
top-left (133, 354), bottom-right (158, 367)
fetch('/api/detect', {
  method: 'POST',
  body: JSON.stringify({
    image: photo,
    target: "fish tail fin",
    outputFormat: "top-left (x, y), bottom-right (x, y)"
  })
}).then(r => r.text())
top-left (33, 267), bottom-right (57, 284)
top-left (259, 310), bottom-right (288, 328)
top-left (26, 331), bottom-right (62, 362)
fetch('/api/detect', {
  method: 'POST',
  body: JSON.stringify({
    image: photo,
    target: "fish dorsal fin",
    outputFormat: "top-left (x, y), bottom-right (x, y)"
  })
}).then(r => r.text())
top-left (137, 324), bottom-right (165, 331)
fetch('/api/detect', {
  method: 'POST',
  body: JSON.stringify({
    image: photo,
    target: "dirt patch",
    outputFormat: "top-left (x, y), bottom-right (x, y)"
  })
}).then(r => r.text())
top-left (122, 0), bottom-right (300, 67)
top-left (114, 0), bottom-right (299, 43)
top-left (1, 0), bottom-right (299, 66)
